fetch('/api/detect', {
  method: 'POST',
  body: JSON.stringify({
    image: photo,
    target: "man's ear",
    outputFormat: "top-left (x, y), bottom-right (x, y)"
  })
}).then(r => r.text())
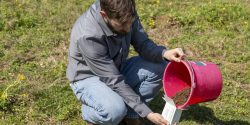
top-left (100, 11), bottom-right (107, 18)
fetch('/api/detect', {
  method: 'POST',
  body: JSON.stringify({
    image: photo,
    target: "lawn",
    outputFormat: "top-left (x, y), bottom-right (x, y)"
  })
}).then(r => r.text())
top-left (0, 0), bottom-right (249, 125)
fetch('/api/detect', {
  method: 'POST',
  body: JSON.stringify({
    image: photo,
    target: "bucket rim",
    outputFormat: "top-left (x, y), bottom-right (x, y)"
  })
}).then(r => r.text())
top-left (177, 60), bottom-right (195, 109)
top-left (163, 60), bottom-right (196, 109)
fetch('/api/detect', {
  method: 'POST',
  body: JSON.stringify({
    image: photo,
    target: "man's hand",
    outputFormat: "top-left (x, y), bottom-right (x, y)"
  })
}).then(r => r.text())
top-left (147, 112), bottom-right (169, 125)
top-left (163, 48), bottom-right (185, 62)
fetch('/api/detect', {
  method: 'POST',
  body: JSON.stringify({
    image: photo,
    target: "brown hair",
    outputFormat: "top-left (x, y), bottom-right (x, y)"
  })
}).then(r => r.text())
top-left (100, 0), bottom-right (136, 24)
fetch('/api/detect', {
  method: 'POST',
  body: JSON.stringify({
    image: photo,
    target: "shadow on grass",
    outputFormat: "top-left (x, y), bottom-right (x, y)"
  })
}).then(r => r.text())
top-left (181, 105), bottom-right (250, 125)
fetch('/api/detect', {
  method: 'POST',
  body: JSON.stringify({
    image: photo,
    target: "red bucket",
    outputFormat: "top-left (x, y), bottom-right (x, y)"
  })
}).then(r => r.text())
top-left (163, 61), bottom-right (223, 109)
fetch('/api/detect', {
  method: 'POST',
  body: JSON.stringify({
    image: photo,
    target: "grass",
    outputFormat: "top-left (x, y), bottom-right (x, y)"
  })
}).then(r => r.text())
top-left (0, 0), bottom-right (249, 124)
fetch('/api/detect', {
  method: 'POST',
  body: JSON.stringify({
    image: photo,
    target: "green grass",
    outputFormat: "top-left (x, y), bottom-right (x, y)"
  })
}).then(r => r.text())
top-left (0, 0), bottom-right (249, 124)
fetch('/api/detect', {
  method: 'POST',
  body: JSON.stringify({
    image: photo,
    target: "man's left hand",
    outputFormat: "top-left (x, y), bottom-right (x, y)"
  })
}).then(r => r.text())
top-left (163, 48), bottom-right (185, 62)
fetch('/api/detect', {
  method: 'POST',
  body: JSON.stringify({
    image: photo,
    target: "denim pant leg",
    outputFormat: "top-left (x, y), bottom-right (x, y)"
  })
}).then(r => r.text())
top-left (121, 56), bottom-right (168, 118)
top-left (70, 76), bottom-right (127, 125)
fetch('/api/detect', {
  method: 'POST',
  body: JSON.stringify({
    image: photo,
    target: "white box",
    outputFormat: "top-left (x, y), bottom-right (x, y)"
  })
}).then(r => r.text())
top-left (162, 95), bottom-right (182, 125)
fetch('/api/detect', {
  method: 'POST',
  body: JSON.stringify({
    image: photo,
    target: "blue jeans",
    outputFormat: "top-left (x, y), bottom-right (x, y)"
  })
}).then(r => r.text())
top-left (70, 56), bottom-right (168, 125)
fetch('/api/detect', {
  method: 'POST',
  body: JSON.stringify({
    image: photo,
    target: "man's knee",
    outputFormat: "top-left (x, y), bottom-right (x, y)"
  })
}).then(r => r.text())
top-left (153, 61), bottom-right (168, 75)
top-left (83, 98), bottom-right (127, 125)
top-left (98, 101), bottom-right (127, 125)
top-left (139, 60), bottom-right (168, 79)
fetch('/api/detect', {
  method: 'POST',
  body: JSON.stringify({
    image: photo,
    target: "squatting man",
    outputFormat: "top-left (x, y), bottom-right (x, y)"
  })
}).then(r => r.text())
top-left (66, 0), bottom-right (185, 125)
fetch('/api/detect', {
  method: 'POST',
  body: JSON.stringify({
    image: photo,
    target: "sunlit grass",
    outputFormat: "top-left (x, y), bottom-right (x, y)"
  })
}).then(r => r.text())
top-left (0, 0), bottom-right (249, 124)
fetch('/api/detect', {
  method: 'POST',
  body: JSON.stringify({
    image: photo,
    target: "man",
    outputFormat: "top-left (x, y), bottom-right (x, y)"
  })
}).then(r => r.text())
top-left (66, 0), bottom-right (185, 125)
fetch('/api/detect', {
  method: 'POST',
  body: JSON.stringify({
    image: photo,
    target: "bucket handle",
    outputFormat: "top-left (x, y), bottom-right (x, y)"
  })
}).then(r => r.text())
top-left (186, 61), bottom-right (196, 88)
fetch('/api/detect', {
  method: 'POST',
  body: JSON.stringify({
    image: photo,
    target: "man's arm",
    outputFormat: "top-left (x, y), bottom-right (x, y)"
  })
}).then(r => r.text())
top-left (77, 36), bottom-right (152, 117)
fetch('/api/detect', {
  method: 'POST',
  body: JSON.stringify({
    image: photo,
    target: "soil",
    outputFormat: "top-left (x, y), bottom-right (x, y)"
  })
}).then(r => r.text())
top-left (172, 88), bottom-right (191, 105)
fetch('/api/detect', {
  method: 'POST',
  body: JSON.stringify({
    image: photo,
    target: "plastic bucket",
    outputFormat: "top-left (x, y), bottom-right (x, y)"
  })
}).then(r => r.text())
top-left (163, 61), bottom-right (223, 109)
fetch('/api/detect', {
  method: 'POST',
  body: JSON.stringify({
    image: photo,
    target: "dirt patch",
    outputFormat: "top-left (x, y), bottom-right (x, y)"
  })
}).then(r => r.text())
top-left (147, 15), bottom-right (204, 59)
top-left (147, 15), bottom-right (182, 45)
top-left (173, 88), bottom-right (190, 105)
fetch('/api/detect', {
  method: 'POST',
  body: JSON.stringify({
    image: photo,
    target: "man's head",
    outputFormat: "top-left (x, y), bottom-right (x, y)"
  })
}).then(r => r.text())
top-left (100, 0), bottom-right (136, 35)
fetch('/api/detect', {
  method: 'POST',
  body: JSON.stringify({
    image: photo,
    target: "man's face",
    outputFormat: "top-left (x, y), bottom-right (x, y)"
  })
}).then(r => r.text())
top-left (103, 15), bottom-right (134, 35)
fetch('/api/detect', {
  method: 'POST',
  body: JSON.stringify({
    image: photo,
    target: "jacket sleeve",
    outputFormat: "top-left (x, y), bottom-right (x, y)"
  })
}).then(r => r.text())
top-left (131, 16), bottom-right (167, 62)
top-left (77, 36), bottom-right (152, 117)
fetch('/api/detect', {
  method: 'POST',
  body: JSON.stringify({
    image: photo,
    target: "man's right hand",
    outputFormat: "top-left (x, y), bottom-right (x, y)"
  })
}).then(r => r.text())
top-left (147, 112), bottom-right (169, 125)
